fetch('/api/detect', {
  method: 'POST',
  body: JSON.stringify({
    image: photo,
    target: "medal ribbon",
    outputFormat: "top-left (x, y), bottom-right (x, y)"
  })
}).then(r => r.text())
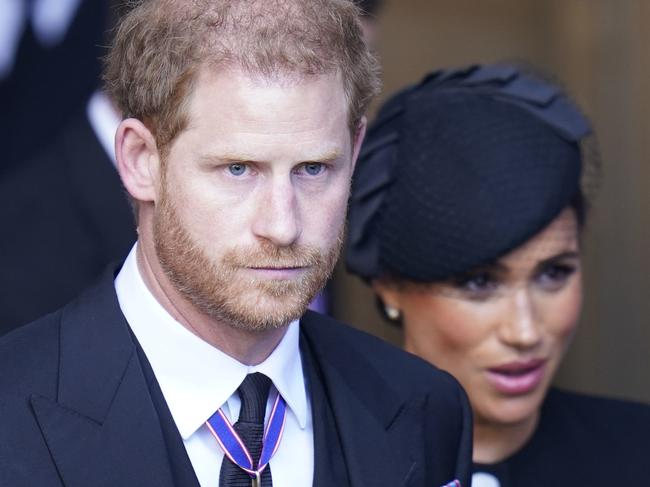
top-left (206, 393), bottom-right (287, 479)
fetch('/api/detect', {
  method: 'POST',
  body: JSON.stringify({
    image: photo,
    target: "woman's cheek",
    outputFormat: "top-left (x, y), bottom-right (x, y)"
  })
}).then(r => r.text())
top-left (543, 277), bottom-right (583, 345)
top-left (402, 295), bottom-right (497, 362)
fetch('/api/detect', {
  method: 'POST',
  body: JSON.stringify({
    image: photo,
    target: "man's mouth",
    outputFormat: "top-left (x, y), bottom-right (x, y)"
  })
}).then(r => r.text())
top-left (244, 266), bottom-right (308, 279)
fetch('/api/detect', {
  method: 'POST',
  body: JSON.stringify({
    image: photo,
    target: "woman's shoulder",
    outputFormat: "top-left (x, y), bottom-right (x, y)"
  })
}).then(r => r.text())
top-left (542, 387), bottom-right (650, 431)
top-left (473, 389), bottom-right (650, 485)
top-left (528, 388), bottom-right (650, 474)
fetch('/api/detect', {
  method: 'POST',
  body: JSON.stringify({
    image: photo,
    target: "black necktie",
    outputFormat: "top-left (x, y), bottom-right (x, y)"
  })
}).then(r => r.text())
top-left (219, 373), bottom-right (273, 487)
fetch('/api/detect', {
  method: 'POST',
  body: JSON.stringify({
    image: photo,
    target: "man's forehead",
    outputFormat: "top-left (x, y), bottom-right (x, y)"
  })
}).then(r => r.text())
top-left (189, 65), bottom-right (347, 112)
top-left (200, 62), bottom-right (344, 87)
top-left (180, 66), bottom-right (350, 141)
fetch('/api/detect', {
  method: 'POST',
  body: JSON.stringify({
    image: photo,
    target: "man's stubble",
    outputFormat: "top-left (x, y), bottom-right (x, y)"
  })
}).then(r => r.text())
top-left (152, 182), bottom-right (343, 333)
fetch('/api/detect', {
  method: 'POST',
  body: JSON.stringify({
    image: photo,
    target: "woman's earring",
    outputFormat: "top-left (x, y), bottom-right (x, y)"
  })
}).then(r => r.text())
top-left (384, 305), bottom-right (401, 321)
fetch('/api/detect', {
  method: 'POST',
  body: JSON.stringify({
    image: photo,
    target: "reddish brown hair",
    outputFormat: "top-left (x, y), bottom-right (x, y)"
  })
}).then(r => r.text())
top-left (104, 0), bottom-right (381, 152)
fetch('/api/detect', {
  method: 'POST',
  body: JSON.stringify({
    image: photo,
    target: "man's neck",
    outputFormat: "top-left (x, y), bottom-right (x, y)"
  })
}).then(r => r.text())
top-left (135, 240), bottom-right (288, 365)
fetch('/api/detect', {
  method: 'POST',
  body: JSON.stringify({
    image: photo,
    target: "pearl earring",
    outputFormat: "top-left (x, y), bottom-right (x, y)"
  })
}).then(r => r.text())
top-left (384, 305), bottom-right (401, 321)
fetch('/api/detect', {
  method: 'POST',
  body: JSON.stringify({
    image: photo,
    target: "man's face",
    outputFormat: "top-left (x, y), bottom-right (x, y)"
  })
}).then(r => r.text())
top-left (152, 67), bottom-right (359, 332)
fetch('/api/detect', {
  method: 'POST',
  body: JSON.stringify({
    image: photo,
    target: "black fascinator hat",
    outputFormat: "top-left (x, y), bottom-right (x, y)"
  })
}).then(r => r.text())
top-left (346, 64), bottom-right (592, 283)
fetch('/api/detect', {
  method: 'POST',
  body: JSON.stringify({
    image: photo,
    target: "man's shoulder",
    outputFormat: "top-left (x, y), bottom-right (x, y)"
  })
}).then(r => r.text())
top-left (300, 310), bottom-right (463, 397)
top-left (0, 268), bottom-right (120, 391)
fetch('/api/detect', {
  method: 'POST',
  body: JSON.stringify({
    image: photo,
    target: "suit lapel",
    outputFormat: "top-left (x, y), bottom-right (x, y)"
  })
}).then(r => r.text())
top-left (300, 312), bottom-right (417, 487)
top-left (30, 272), bottom-right (175, 487)
top-left (301, 333), bottom-right (351, 487)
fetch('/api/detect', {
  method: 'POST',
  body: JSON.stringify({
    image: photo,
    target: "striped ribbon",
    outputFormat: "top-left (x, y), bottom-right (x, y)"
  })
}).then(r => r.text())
top-left (206, 393), bottom-right (287, 479)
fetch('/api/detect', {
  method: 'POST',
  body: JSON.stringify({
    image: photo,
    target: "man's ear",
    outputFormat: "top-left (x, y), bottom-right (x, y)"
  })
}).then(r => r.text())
top-left (115, 118), bottom-right (161, 203)
top-left (350, 116), bottom-right (368, 172)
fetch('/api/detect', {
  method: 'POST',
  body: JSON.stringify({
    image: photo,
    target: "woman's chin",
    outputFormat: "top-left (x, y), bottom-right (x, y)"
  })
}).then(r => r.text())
top-left (476, 388), bottom-right (546, 428)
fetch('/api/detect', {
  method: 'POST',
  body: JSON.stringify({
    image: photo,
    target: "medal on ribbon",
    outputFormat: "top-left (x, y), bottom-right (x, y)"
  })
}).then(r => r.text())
top-left (207, 393), bottom-right (287, 487)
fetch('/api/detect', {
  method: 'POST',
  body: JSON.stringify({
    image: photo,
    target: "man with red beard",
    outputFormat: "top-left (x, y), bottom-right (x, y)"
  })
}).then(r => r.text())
top-left (0, 1), bottom-right (471, 486)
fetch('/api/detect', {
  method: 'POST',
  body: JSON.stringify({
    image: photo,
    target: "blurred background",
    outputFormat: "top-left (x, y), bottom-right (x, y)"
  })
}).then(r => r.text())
top-left (1, 0), bottom-right (648, 403)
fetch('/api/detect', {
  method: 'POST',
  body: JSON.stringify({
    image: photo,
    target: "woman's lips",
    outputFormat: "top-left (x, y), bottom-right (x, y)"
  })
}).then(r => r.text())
top-left (484, 359), bottom-right (547, 395)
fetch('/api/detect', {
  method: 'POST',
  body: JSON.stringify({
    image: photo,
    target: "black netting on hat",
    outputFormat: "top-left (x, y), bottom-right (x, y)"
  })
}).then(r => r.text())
top-left (379, 94), bottom-right (580, 282)
top-left (346, 64), bottom-right (592, 283)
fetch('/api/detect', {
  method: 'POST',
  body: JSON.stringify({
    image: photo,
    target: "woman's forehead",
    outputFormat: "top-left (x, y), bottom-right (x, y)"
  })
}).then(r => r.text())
top-left (499, 209), bottom-right (580, 268)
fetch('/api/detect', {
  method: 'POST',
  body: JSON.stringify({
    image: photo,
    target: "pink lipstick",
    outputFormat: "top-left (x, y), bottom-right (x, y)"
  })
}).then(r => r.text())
top-left (485, 359), bottom-right (546, 395)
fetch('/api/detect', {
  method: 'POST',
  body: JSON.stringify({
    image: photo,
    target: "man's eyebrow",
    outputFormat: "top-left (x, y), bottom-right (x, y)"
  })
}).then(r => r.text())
top-left (304, 151), bottom-right (343, 163)
top-left (198, 150), bottom-right (344, 164)
top-left (198, 154), bottom-right (254, 164)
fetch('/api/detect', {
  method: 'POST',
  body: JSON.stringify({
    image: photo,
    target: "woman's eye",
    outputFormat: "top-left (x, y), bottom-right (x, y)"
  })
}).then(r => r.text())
top-left (462, 274), bottom-right (496, 291)
top-left (302, 162), bottom-right (325, 176)
top-left (450, 271), bottom-right (499, 300)
top-left (536, 263), bottom-right (576, 290)
top-left (228, 163), bottom-right (247, 176)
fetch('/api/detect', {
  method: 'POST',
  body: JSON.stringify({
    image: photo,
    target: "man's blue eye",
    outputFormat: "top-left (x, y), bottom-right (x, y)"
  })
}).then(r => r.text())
top-left (229, 163), bottom-right (247, 176)
top-left (304, 163), bottom-right (324, 176)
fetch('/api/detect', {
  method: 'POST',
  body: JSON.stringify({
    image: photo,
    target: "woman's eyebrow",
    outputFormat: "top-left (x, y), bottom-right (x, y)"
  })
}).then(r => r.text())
top-left (461, 262), bottom-right (506, 276)
top-left (494, 250), bottom-right (580, 275)
top-left (537, 251), bottom-right (581, 268)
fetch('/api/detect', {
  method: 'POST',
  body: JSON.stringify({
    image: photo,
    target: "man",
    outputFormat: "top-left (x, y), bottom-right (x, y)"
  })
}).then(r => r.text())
top-left (0, 1), bottom-right (471, 486)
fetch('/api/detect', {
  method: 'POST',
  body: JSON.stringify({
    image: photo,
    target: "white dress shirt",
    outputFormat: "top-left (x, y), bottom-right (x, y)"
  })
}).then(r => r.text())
top-left (115, 245), bottom-right (314, 486)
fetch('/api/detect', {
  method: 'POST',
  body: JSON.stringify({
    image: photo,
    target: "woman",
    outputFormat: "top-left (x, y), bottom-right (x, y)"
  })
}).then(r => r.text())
top-left (346, 64), bottom-right (650, 486)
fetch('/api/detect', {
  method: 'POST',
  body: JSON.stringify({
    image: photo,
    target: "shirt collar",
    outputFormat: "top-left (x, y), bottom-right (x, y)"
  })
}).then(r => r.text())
top-left (114, 244), bottom-right (308, 439)
top-left (247, 321), bottom-right (307, 430)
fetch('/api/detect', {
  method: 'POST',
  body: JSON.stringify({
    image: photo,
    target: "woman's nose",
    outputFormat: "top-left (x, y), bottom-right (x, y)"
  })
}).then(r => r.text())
top-left (498, 288), bottom-right (543, 350)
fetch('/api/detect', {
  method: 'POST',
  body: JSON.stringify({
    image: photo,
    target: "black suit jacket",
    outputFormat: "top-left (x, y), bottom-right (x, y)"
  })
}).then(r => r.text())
top-left (0, 112), bottom-right (136, 335)
top-left (0, 270), bottom-right (472, 487)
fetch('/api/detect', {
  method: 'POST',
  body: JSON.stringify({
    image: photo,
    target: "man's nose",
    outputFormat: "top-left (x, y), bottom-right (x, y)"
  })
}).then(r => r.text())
top-left (251, 176), bottom-right (301, 247)
top-left (498, 288), bottom-right (543, 350)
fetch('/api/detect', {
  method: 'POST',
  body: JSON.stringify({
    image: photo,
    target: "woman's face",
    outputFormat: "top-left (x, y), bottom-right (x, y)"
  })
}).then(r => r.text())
top-left (375, 209), bottom-right (582, 428)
